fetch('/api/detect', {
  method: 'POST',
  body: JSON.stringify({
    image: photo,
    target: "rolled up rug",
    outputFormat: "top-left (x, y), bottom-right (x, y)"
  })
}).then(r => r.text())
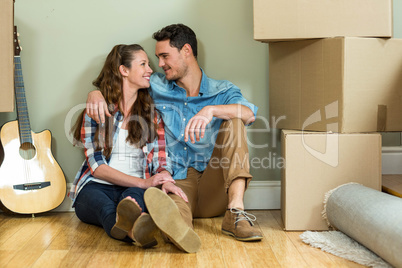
top-left (302, 183), bottom-right (402, 268)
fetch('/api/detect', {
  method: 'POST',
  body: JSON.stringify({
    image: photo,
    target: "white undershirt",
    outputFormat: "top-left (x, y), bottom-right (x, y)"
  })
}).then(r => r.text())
top-left (92, 129), bottom-right (145, 185)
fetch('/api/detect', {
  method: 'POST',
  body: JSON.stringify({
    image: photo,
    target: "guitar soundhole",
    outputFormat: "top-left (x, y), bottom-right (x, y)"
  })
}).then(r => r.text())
top-left (19, 142), bottom-right (36, 160)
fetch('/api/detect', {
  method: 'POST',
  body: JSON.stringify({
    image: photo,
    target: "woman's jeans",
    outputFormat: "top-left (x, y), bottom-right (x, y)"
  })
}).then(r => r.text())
top-left (74, 181), bottom-right (147, 241)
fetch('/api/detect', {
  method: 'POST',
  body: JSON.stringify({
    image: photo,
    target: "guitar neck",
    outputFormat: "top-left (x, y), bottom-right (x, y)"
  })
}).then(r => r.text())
top-left (14, 56), bottom-right (33, 144)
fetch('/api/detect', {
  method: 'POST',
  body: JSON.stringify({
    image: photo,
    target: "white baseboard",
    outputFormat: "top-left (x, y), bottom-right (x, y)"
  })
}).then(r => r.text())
top-left (48, 146), bottom-right (400, 213)
top-left (1, 180), bottom-right (281, 213)
top-left (382, 146), bottom-right (402, 174)
top-left (4, 145), bottom-right (398, 215)
top-left (53, 184), bottom-right (73, 212)
top-left (244, 181), bottom-right (281, 210)
top-left (52, 180), bottom-right (281, 212)
top-left (2, 146), bottom-right (398, 213)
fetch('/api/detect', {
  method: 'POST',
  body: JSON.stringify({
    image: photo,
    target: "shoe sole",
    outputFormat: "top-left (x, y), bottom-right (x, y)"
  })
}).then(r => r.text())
top-left (144, 187), bottom-right (201, 253)
top-left (111, 198), bottom-right (142, 240)
top-left (132, 213), bottom-right (158, 248)
top-left (221, 229), bottom-right (263, 242)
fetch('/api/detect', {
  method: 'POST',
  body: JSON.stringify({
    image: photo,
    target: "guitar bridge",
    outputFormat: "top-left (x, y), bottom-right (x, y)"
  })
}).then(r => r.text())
top-left (13, 182), bottom-right (51, 191)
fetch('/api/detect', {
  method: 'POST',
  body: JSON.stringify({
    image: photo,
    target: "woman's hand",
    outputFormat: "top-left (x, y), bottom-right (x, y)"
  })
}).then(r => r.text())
top-left (161, 182), bottom-right (188, 202)
top-left (144, 172), bottom-right (175, 188)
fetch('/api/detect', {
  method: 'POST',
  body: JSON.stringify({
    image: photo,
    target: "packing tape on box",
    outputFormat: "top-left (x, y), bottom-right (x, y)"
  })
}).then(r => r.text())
top-left (323, 183), bottom-right (402, 267)
top-left (377, 105), bottom-right (387, 131)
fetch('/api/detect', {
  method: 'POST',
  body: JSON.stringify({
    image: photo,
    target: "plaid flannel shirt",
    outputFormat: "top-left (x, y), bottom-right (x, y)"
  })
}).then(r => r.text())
top-left (68, 108), bottom-right (172, 206)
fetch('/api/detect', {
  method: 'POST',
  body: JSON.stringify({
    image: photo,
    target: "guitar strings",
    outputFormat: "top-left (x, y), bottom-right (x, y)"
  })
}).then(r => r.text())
top-left (15, 57), bottom-right (33, 186)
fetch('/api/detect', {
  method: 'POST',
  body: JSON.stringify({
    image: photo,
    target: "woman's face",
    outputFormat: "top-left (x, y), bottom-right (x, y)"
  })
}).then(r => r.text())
top-left (124, 50), bottom-right (153, 90)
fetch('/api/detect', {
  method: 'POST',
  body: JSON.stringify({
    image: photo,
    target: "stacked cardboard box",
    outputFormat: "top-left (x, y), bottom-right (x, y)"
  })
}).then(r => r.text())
top-left (254, 0), bottom-right (394, 230)
top-left (281, 130), bottom-right (382, 230)
top-left (0, 0), bottom-right (14, 112)
top-left (253, 0), bottom-right (392, 42)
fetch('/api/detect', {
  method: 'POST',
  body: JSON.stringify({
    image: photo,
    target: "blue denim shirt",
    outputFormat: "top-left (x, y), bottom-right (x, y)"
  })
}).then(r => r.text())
top-left (149, 69), bottom-right (258, 180)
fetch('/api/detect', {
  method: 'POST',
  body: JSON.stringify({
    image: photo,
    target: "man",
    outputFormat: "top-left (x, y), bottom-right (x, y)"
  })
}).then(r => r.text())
top-left (86, 24), bottom-right (262, 253)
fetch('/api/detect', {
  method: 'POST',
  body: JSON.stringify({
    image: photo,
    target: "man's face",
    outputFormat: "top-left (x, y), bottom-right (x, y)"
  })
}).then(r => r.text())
top-left (155, 40), bottom-right (188, 81)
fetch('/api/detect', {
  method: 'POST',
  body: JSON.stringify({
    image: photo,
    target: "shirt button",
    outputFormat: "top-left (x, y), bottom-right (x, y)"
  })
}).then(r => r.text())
top-left (184, 102), bottom-right (187, 106)
top-left (184, 147), bottom-right (187, 150)
top-left (163, 106), bottom-right (166, 109)
top-left (181, 134), bottom-right (184, 137)
top-left (183, 118), bottom-right (186, 121)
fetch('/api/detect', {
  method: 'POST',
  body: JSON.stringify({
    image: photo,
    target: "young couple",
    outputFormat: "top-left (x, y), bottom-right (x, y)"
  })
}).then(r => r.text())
top-left (69, 23), bottom-right (262, 253)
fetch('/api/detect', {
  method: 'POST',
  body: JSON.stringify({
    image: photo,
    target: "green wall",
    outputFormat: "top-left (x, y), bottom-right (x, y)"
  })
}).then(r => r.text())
top-left (0, 0), bottom-right (401, 185)
top-left (0, 0), bottom-right (270, 184)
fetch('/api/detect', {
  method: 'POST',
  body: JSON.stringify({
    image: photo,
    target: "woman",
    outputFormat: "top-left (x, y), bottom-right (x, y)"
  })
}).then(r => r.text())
top-left (69, 44), bottom-right (174, 248)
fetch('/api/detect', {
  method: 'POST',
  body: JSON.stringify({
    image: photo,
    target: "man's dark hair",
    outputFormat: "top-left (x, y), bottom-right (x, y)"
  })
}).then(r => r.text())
top-left (153, 23), bottom-right (198, 58)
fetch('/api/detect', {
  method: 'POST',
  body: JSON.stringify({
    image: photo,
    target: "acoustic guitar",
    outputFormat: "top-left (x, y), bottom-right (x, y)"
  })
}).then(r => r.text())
top-left (0, 26), bottom-right (66, 214)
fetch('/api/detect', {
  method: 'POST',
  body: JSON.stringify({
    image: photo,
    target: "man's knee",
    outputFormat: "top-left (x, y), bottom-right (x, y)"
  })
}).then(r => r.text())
top-left (168, 193), bottom-right (194, 227)
top-left (220, 118), bottom-right (245, 132)
top-left (216, 118), bottom-right (247, 150)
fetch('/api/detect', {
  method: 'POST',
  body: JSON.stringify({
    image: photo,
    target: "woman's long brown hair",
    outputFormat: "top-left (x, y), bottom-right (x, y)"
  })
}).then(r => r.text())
top-left (72, 44), bottom-right (158, 159)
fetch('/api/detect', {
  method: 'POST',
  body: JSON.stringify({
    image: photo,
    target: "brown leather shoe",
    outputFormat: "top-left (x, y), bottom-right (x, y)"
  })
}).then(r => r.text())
top-left (221, 208), bottom-right (263, 241)
top-left (144, 187), bottom-right (201, 253)
top-left (111, 198), bottom-right (142, 240)
top-left (131, 213), bottom-right (158, 248)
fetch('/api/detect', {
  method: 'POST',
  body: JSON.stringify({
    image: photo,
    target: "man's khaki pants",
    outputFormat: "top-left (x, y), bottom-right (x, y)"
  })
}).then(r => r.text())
top-left (168, 118), bottom-right (252, 227)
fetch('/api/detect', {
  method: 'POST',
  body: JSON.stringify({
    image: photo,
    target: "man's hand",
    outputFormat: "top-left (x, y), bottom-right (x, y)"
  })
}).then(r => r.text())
top-left (161, 182), bottom-right (188, 202)
top-left (183, 104), bottom-right (255, 143)
top-left (86, 90), bottom-right (111, 124)
top-left (184, 106), bottom-right (213, 143)
top-left (144, 172), bottom-right (175, 188)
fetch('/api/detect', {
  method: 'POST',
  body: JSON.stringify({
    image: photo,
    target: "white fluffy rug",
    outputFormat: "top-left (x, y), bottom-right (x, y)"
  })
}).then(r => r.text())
top-left (300, 231), bottom-right (392, 268)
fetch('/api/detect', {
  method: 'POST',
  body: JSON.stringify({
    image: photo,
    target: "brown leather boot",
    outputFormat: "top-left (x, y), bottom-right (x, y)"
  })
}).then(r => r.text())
top-left (131, 213), bottom-right (158, 248)
top-left (144, 187), bottom-right (201, 253)
top-left (111, 198), bottom-right (142, 240)
top-left (221, 208), bottom-right (263, 241)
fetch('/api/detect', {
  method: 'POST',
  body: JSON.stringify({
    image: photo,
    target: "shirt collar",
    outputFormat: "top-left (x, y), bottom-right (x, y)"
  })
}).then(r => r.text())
top-left (171, 68), bottom-right (207, 96)
top-left (198, 69), bottom-right (208, 96)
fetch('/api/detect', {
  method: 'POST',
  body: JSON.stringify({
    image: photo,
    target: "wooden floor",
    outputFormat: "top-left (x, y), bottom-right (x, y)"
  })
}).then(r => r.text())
top-left (0, 210), bottom-right (365, 268)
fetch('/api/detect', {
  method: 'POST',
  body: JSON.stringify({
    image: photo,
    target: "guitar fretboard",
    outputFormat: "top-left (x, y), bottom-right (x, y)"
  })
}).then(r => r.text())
top-left (14, 56), bottom-right (33, 144)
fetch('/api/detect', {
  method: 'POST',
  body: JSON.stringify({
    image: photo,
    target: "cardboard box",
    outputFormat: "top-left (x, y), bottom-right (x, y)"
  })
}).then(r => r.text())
top-left (269, 37), bottom-right (402, 133)
top-left (281, 130), bottom-right (382, 231)
top-left (0, 0), bottom-right (14, 112)
top-left (253, 0), bottom-right (393, 42)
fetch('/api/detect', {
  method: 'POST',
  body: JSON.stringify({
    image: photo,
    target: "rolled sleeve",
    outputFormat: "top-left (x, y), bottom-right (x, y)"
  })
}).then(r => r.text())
top-left (222, 87), bottom-right (259, 126)
top-left (81, 113), bottom-right (108, 174)
top-left (152, 115), bottom-right (173, 175)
